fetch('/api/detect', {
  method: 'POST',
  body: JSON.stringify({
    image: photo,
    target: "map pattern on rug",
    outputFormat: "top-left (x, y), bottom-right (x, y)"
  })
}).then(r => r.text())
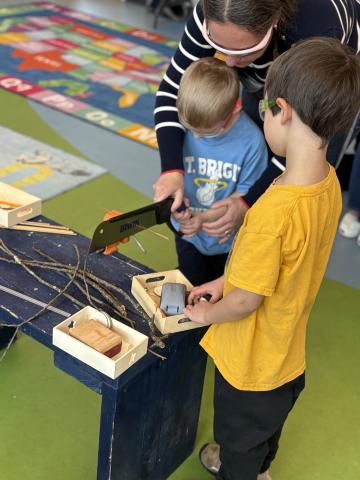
top-left (0, 2), bottom-right (177, 149)
top-left (0, 126), bottom-right (106, 200)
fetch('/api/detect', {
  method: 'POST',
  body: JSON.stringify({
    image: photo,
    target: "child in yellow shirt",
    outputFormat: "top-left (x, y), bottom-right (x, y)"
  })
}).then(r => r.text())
top-left (184, 37), bottom-right (360, 480)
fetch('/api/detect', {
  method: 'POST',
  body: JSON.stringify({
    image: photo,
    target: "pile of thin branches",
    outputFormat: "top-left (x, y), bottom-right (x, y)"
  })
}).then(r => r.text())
top-left (0, 239), bottom-right (167, 362)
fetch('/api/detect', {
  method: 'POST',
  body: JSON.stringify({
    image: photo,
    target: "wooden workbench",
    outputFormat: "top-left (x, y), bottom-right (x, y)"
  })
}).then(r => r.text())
top-left (0, 217), bottom-right (207, 480)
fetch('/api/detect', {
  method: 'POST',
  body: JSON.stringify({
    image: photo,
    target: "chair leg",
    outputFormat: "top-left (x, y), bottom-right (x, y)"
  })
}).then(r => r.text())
top-left (153, 0), bottom-right (170, 29)
top-left (335, 111), bottom-right (360, 169)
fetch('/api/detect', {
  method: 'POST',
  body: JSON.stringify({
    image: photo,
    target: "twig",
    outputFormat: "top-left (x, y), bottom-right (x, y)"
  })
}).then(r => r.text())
top-left (34, 247), bottom-right (148, 320)
top-left (0, 241), bottom-right (168, 348)
top-left (0, 240), bottom-right (86, 309)
top-left (0, 246), bottom-right (81, 363)
top-left (0, 254), bottom-right (141, 323)
top-left (34, 248), bottom-right (134, 328)
top-left (0, 328), bottom-right (18, 363)
top-left (147, 348), bottom-right (167, 361)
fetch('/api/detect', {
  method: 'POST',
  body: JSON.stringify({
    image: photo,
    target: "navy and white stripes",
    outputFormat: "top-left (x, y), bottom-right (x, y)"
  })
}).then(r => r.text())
top-left (155, 0), bottom-right (360, 202)
top-left (330, 0), bottom-right (355, 43)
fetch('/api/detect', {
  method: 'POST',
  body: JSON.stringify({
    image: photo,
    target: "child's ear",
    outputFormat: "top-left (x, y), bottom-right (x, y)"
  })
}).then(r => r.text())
top-left (276, 98), bottom-right (292, 125)
top-left (233, 98), bottom-right (242, 113)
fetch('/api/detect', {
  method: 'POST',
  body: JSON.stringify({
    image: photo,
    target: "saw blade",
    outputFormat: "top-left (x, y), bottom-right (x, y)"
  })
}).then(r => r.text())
top-left (89, 197), bottom-right (174, 253)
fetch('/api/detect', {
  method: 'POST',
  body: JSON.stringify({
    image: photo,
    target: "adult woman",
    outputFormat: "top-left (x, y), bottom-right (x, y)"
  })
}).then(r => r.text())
top-left (153, 0), bottom-right (360, 241)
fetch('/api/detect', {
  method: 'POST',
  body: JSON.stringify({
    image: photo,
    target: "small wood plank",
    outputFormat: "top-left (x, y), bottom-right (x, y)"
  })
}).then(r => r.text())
top-left (5, 225), bottom-right (76, 235)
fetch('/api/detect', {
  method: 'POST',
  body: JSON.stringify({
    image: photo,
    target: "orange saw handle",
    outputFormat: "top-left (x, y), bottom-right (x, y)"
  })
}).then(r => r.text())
top-left (103, 209), bottom-right (129, 255)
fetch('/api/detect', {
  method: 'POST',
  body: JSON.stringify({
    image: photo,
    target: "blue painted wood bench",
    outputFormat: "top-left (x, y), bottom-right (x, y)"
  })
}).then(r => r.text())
top-left (0, 217), bottom-right (207, 479)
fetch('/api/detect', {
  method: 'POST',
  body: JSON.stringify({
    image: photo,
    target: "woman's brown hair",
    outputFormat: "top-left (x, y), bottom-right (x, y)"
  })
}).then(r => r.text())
top-left (201, 0), bottom-right (298, 33)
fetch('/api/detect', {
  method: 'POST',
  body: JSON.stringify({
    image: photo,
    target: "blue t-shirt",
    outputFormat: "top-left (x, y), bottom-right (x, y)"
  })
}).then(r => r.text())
top-left (172, 111), bottom-right (268, 255)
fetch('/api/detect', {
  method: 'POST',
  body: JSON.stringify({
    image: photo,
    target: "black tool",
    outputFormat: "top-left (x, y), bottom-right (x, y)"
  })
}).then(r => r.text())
top-left (89, 197), bottom-right (186, 253)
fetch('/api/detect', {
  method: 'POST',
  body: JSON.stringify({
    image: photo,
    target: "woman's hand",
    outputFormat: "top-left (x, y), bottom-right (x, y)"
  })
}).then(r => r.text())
top-left (153, 172), bottom-right (184, 212)
top-left (202, 197), bottom-right (248, 244)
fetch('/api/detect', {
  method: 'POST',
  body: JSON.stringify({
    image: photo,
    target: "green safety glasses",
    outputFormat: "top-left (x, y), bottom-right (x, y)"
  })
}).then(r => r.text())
top-left (258, 98), bottom-right (277, 121)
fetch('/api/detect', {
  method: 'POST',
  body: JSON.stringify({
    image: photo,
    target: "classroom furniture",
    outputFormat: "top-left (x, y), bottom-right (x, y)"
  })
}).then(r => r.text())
top-left (0, 217), bottom-right (207, 480)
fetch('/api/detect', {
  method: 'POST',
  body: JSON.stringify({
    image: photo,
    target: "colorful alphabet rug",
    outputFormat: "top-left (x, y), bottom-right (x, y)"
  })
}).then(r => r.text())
top-left (0, 3), bottom-right (177, 149)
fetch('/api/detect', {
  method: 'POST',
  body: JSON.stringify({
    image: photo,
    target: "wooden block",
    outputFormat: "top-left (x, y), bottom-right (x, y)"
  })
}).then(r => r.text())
top-left (69, 319), bottom-right (122, 358)
top-left (7, 224), bottom-right (76, 235)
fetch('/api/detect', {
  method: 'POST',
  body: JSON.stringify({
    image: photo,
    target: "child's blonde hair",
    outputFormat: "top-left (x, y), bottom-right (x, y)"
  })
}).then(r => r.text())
top-left (177, 57), bottom-right (240, 130)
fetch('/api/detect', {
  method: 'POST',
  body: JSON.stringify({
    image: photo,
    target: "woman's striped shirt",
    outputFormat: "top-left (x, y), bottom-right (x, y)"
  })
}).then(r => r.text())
top-left (154, 0), bottom-right (360, 205)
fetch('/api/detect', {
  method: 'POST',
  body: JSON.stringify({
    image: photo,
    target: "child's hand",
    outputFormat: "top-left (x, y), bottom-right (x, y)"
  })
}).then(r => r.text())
top-left (183, 301), bottom-right (213, 325)
top-left (180, 215), bottom-right (202, 237)
top-left (187, 277), bottom-right (224, 305)
top-left (171, 197), bottom-right (192, 223)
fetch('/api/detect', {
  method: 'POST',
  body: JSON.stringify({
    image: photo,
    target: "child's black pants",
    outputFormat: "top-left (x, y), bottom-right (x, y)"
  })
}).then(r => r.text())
top-left (175, 236), bottom-right (228, 286)
top-left (214, 367), bottom-right (305, 480)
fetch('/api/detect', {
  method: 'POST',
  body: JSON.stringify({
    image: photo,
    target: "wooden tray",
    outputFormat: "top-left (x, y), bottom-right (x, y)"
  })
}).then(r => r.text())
top-left (53, 306), bottom-right (148, 379)
top-left (0, 181), bottom-right (41, 227)
top-left (131, 269), bottom-right (204, 334)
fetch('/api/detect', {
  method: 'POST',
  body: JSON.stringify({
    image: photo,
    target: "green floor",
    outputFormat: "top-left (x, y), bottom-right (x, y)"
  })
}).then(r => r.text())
top-left (1, 90), bottom-right (360, 479)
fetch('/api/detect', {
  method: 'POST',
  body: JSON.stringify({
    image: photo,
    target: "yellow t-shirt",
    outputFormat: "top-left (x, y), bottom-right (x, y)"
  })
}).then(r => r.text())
top-left (200, 166), bottom-right (342, 391)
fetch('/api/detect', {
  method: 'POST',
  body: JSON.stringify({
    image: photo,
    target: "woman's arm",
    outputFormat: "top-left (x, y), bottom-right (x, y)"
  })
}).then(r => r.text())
top-left (154, 2), bottom-right (215, 174)
top-left (176, 193), bottom-right (238, 236)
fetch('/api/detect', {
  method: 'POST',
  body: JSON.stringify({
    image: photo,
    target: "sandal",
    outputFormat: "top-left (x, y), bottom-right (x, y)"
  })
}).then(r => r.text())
top-left (199, 442), bottom-right (221, 475)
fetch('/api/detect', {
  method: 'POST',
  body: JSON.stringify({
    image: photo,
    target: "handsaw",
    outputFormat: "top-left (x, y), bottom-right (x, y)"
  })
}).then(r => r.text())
top-left (89, 197), bottom-right (182, 253)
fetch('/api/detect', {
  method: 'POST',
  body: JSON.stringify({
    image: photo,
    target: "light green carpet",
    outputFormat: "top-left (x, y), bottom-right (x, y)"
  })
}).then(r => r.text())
top-left (0, 87), bottom-right (359, 480)
top-left (0, 89), bottom-right (85, 158)
top-left (1, 275), bottom-right (359, 480)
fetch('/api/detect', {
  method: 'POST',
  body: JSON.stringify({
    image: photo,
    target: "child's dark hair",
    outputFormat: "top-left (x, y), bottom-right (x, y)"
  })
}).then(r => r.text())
top-left (265, 37), bottom-right (360, 146)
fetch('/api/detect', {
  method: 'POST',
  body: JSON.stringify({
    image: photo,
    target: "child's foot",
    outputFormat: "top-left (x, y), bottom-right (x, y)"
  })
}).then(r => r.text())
top-left (258, 471), bottom-right (272, 480)
top-left (199, 443), bottom-right (273, 479)
top-left (199, 443), bottom-right (221, 475)
top-left (339, 212), bottom-right (360, 238)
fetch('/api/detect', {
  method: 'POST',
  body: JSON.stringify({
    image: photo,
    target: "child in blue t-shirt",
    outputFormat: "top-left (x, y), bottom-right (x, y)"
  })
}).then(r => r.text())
top-left (172, 57), bottom-right (267, 285)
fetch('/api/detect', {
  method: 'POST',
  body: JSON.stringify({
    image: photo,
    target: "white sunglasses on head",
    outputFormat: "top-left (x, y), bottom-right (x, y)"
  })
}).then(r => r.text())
top-left (201, 20), bottom-right (274, 56)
